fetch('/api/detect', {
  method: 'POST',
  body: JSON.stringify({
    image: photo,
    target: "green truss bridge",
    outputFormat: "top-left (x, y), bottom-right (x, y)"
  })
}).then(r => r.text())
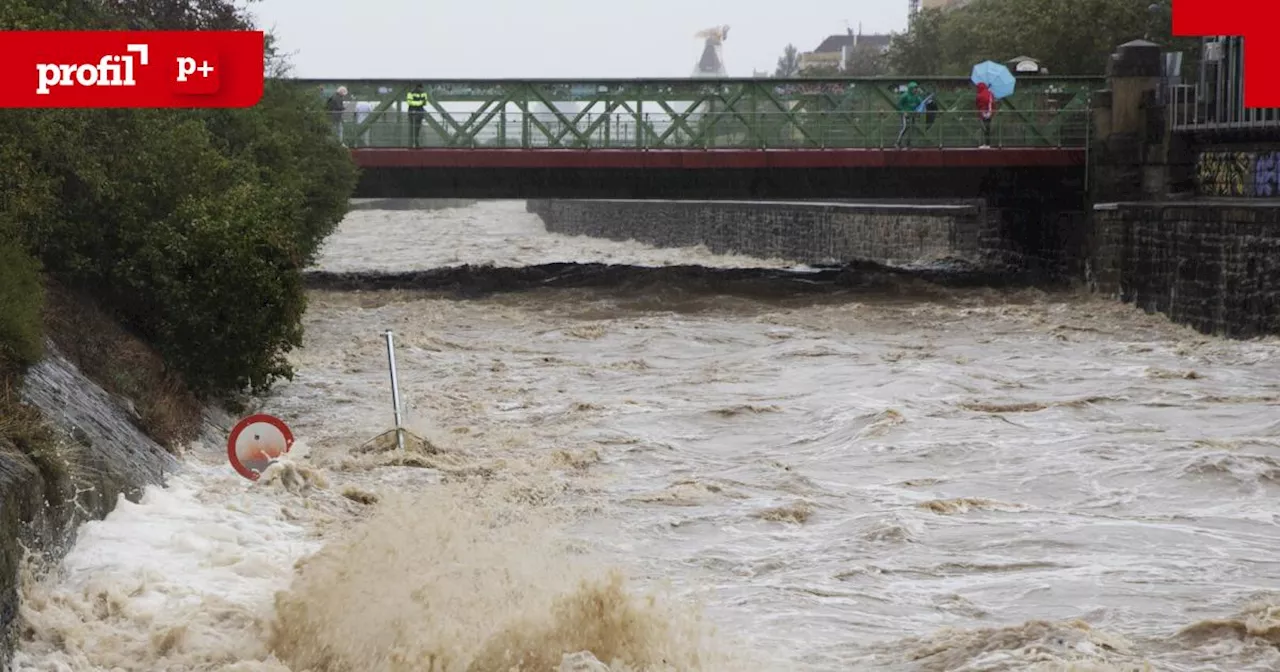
top-left (303, 77), bottom-right (1101, 199)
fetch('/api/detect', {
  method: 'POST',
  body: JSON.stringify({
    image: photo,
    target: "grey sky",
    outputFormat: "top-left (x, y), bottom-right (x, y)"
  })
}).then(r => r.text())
top-left (250, 0), bottom-right (909, 79)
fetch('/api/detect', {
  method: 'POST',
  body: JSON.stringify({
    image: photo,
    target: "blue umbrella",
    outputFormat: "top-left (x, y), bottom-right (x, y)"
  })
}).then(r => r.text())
top-left (971, 60), bottom-right (1016, 99)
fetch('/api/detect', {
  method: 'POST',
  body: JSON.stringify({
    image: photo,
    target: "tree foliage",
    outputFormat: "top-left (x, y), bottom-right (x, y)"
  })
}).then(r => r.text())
top-left (0, 235), bottom-right (44, 368)
top-left (885, 0), bottom-right (1199, 76)
top-left (0, 0), bottom-right (358, 398)
top-left (841, 44), bottom-right (890, 77)
top-left (774, 44), bottom-right (801, 78)
top-left (885, 8), bottom-right (950, 76)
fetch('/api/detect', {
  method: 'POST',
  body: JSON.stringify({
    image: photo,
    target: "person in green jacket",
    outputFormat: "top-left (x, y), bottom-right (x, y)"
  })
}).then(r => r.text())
top-left (895, 81), bottom-right (925, 148)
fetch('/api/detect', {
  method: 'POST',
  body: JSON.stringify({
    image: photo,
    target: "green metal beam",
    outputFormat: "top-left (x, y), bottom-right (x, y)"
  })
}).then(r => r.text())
top-left (305, 77), bottom-right (1103, 150)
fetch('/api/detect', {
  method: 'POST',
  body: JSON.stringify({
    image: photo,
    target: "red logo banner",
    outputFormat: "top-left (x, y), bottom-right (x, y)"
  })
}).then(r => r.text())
top-left (1172, 0), bottom-right (1280, 108)
top-left (0, 31), bottom-right (264, 108)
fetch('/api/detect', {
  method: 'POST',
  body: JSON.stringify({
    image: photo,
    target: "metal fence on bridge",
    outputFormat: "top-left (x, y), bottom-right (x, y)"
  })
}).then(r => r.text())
top-left (1167, 36), bottom-right (1280, 133)
top-left (301, 77), bottom-right (1100, 150)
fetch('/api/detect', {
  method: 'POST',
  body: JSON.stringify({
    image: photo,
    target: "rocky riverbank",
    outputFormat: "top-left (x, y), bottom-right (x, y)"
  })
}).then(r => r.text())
top-left (0, 286), bottom-right (216, 666)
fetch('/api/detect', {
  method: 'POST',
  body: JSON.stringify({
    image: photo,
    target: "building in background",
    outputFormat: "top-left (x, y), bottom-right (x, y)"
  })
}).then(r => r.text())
top-left (1007, 55), bottom-right (1048, 75)
top-left (798, 27), bottom-right (892, 73)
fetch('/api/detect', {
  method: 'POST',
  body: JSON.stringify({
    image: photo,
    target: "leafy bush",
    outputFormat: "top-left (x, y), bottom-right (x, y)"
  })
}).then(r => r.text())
top-left (885, 0), bottom-right (1200, 76)
top-left (0, 125), bottom-right (51, 369)
top-left (0, 0), bottom-right (359, 398)
top-left (0, 237), bottom-right (44, 368)
top-left (125, 180), bottom-right (310, 395)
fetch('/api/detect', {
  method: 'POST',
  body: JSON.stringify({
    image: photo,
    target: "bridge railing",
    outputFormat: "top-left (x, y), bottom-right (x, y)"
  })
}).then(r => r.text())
top-left (300, 77), bottom-right (1100, 151)
top-left (333, 109), bottom-right (1091, 150)
top-left (1166, 36), bottom-right (1280, 134)
top-left (1167, 83), bottom-right (1280, 133)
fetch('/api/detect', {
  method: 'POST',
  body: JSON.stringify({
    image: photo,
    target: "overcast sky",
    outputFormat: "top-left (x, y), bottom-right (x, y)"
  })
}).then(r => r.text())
top-left (250, 0), bottom-right (910, 79)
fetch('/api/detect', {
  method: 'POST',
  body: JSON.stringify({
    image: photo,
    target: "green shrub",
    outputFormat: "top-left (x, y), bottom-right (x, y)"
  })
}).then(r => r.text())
top-left (0, 0), bottom-right (358, 400)
top-left (20, 105), bottom-right (353, 398)
top-left (200, 80), bottom-right (357, 265)
top-left (0, 237), bottom-right (44, 368)
top-left (120, 180), bottom-right (310, 396)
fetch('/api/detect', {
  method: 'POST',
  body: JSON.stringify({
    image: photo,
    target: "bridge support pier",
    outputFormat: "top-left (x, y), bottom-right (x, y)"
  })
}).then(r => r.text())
top-left (1087, 40), bottom-right (1280, 338)
top-left (1090, 39), bottom-right (1165, 203)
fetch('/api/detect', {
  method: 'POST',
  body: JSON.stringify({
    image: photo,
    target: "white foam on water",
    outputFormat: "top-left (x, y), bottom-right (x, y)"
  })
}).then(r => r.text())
top-left (12, 200), bottom-right (1280, 672)
top-left (312, 199), bottom-right (802, 272)
top-left (12, 458), bottom-right (318, 671)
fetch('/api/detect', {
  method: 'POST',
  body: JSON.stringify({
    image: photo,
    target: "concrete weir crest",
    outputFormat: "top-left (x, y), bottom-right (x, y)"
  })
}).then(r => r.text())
top-left (526, 199), bottom-right (998, 269)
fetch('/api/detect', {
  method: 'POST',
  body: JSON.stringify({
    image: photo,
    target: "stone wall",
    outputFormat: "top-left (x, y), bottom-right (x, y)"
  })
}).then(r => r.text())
top-left (527, 199), bottom-right (1001, 267)
top-left (1, 344), bottom-right (178, 664)
top-left (348, 198), bottom-right (477, 211)
top-left (1090, 202), bottom-right (1280, 337)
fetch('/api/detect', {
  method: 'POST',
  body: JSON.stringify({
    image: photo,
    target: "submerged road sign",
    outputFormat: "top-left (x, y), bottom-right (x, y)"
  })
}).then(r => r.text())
top-left (227, 413), bottom-right (294, 480)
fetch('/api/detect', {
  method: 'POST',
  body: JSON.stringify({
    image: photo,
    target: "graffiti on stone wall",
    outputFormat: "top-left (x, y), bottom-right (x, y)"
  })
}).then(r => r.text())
top-left (1196, 150), bottom-right (1280, 197)
top-left (1255, 152), bottom-right (1280, 197)
top-left (1197, 151), bottom-right (1254, 196)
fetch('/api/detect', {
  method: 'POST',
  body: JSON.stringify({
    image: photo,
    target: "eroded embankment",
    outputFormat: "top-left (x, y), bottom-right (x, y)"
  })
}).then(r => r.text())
top-left (1, 287), bottom-right (203, 666)
top-left (302, 260), bottom-right (1028, 299)
top-left (0, 350), bottom-right (179, 663)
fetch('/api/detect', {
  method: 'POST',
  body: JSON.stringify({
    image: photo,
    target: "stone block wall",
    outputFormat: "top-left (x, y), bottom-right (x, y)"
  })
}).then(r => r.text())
top-left (526, 199), bottom-right (1000, 267)
top-left (348, 198), bottom-right (477, 211)
top-left (1091, 202), bottom-right (1280, 337)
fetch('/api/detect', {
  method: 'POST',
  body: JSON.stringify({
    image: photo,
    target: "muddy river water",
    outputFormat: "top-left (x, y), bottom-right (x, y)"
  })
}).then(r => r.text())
top-left (12, 200), bottom-right (1280, 671)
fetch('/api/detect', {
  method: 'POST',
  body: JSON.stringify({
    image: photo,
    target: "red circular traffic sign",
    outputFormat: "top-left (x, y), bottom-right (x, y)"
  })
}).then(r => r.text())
top-left (226, 414), bottom-right (294, 481)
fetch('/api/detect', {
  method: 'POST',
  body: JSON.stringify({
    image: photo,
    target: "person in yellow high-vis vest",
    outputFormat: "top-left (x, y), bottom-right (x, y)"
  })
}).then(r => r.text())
top-left (406, 84), bottom-right (428, 148)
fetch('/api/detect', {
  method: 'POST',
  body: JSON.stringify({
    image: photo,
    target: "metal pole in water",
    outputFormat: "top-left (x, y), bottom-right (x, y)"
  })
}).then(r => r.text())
top-left (384, 329), bottom-right (405, 451)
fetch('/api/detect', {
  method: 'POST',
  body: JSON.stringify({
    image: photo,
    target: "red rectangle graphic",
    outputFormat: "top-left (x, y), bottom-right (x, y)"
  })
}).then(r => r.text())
top-left (0, 31), bottom-right (264, 108)
top-left (1172, 0), bottom-right (1280, 108)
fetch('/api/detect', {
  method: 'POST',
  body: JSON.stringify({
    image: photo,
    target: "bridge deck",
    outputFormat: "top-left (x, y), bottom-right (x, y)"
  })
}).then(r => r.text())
top-left (351, 147), bottom-right (1085, 169)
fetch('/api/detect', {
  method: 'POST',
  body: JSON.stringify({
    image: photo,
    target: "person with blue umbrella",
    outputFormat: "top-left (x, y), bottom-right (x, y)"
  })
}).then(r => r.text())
top-left (975, 82), bottom-right (995, 147)
top-left (970, 61), bottom-right (1015, 148)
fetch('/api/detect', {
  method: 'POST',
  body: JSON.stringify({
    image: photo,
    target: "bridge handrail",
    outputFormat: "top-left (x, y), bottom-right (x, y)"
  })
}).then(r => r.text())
top-left (292, 75), bottom-right (1107, 85)
top-left (331, 108), bottom-right (1091, 150)
top-left (1167, 82), bottom-right (1280, 133)
top-left (302, 78), bottom-right (1096, 151)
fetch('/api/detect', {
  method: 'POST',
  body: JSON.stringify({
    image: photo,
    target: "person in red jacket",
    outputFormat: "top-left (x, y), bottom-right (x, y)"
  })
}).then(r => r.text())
top-left (976, 82), bottom-right (996, 148)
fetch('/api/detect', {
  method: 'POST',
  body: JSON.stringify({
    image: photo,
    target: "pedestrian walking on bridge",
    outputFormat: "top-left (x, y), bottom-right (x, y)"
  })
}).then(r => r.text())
top-left (895, 82), bottom-right (928, 148)
top-left (406, 84), bottom-right (429, 148)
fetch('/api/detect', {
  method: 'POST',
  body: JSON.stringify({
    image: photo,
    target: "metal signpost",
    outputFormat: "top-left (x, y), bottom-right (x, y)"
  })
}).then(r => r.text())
top-left (384, 329), bottom-right (405, 451)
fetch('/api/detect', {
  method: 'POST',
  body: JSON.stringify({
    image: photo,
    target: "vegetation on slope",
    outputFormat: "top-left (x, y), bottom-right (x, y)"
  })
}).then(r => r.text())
top-left (884, 0), bottom-right (1197, 76)
top-left (774, 0), bottom-right (1196, 78)
top-left (1, 0), bottom-right (357, 470)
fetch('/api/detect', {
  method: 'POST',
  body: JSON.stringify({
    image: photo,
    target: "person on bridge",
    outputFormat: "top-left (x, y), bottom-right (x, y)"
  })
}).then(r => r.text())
top-left (895, 82), bottom-right (927, 148)
top-left (327, 86), bottom-right (348, 146)
top-left (976, 82), bottom-right (996, 148)
top-left (406, 84), bottom-right (429, 148)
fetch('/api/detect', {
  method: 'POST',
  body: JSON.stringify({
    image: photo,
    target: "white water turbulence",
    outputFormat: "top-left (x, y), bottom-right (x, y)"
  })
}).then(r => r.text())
top-left (12, 199), bottom-right (1280, 672)
top-left (314, 199), bottom-right (800, 271)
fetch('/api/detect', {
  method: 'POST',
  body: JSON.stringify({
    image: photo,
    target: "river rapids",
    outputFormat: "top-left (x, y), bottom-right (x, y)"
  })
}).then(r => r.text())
top-left (10, 200), bottom-right (1280, 672)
